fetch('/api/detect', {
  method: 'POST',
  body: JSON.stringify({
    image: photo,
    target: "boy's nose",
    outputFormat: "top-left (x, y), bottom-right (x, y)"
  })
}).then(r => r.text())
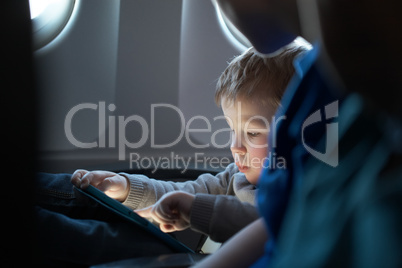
top-left (230, 133), bottom-right (247, 155)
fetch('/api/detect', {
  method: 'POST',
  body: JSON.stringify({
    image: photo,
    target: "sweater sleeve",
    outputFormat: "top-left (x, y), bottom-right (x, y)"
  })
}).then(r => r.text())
top-left (120, 163), bottom-right (238, 210)
top-left (190, 193), bottom-right (259, 242)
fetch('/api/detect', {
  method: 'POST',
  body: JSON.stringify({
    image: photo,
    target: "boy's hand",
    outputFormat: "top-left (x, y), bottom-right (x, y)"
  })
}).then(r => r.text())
top-left (136, 191), bottom-right (195, 233)
top-left (71, 169), bottom-right (130, 202)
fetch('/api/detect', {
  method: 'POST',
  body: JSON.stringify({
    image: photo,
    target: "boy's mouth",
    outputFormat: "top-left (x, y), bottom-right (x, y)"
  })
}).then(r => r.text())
top-left (235, 163), bottom-right (249, 173)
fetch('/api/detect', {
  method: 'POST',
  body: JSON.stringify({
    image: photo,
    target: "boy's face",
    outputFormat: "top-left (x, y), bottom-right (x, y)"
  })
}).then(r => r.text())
top-left (221, 97), bottom-right (274, 185)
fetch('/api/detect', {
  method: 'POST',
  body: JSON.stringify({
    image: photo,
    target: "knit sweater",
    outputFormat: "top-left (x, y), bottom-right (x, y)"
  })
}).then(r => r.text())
top-left (120, 163), bottom-right (259, 242)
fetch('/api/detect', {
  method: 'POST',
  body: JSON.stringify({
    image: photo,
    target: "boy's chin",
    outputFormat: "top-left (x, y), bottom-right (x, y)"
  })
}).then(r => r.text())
top-left (244, 172), bottom-right (259, 186)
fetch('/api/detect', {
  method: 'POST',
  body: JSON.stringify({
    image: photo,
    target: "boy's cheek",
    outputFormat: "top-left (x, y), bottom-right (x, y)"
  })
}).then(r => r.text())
top-left (254, 136), bottom-right (269, 149)
top-left (251, 146), bottom-right (268, 160)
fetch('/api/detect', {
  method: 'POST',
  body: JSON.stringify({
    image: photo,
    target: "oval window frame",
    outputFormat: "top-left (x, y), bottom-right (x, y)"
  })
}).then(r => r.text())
top-left (30, 0), bottom-right (76, 50)
top-left (212, 0), bottom-right (252, 52)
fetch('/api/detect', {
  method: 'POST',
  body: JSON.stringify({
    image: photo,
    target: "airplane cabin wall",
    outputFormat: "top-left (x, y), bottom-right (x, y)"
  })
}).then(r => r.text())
top-left (35, 0), bottom-right (244, 173)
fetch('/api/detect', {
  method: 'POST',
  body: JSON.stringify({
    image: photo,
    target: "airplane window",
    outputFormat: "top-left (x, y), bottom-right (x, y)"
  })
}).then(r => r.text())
top-left (29, 0), bottom-right (77, 50)
top-left (212, 0), bottom-right (251, 52)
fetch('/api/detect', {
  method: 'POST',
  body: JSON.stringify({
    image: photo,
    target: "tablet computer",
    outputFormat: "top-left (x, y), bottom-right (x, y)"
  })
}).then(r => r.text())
top-left (75, 185), bottom-right (194, 253)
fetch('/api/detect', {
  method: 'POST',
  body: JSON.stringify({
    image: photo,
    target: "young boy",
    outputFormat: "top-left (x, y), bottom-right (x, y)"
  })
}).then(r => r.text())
top-left (71, 45), bottom-right (306, 243)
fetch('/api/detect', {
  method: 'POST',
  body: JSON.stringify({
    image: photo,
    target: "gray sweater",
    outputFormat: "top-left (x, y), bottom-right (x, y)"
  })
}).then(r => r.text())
top-left (120, 163), bottom-right (259, 242)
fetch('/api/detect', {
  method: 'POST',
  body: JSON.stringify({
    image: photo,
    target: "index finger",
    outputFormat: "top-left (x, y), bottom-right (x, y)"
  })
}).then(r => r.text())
top-left (135, 206), bottom-right (153, 218)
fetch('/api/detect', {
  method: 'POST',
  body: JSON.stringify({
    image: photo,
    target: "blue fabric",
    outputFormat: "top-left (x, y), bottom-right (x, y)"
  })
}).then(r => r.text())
top-left (253, 45), bottom-right (341, 266)
top-left (253, 45), bottom-right (402, 267)
top-left (269, 95), bottom-right (402, 267)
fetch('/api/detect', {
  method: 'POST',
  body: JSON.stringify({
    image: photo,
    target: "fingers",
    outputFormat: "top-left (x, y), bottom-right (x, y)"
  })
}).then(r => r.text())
top-left (135, 192), bottom-right (193, 232)
top-left (135, 205), bottom-right (177, 222)
top-left (160, 223), bottom-right (177, 233)
top-left (70, 170), bottom-right (117, 189)
top-left (97, 176), bottom-right (119, 192)
top-left (71, 170), bottom-right (129, 201)
top-left (135, 205), bottom-right (179, 232)
top-left (71, 169), bottom-right (89, 187)
top-left (135, 206), bottom-right (152, 218)
top-left (98, 175), bottom-right (130, 201)
top-left (158, 191), bottom-right (194, 222)
top-left (80, 171), bottom-right (110, 189)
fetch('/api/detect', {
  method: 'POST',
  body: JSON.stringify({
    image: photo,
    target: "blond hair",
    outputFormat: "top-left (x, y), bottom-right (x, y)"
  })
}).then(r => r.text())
top-left (215, 44), bottom-right (308, 108)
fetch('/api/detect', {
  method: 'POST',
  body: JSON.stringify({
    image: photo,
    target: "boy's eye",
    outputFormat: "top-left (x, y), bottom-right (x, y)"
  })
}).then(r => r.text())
top-left (247, 132), bottom-right (260, 138)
